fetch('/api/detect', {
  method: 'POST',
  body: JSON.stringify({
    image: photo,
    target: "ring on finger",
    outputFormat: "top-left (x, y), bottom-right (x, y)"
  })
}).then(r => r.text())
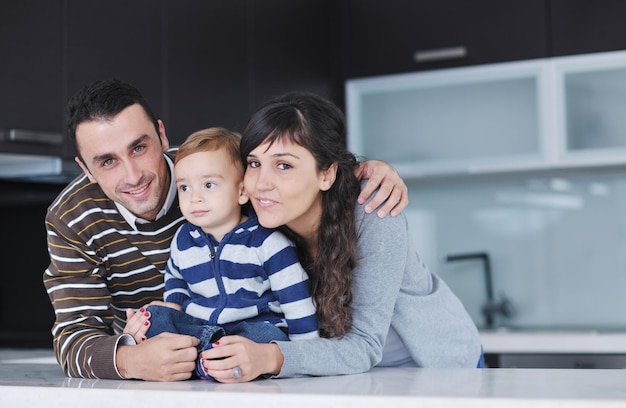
top-left (232, 366), bottom-right (243, 379)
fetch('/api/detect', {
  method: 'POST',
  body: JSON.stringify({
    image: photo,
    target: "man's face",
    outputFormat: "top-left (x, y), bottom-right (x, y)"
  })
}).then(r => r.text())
top-left (75, 104), bottom-right (171, 221)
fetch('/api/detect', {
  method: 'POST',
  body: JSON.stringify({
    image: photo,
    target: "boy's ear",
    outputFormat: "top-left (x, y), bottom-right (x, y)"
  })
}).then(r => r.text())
top-left (239, 184), bottom-right (249, 205)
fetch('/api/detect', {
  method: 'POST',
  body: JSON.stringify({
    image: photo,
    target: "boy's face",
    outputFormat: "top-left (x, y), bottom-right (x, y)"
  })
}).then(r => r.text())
top-left (175, 149), bottom-right (248, 240)
top-left (74, 104), bottom-right (170, 221)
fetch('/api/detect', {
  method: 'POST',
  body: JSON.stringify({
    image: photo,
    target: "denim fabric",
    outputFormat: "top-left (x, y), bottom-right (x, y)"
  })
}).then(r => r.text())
top-left (477, 346), bottom-right (485, 368)
top-left (145, 305), bottom-right (289, 380)
top-left (145, 305), bottom-right (226, 351)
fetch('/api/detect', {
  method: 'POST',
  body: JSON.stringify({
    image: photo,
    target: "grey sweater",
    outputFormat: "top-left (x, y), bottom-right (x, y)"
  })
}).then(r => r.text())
top-left (276, 200), bottom-right (482, 377)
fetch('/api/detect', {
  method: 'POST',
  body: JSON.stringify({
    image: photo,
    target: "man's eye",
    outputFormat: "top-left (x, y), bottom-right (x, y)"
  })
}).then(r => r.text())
top-left (103, 158), bottom-right (115, 167)
top-left (133, 145), bottom-right (145, 154)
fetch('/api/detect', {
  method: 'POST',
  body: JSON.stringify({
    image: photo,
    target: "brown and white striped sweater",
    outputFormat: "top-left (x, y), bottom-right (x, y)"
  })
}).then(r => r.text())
top-left (43, 171), bottom-right (185, 379)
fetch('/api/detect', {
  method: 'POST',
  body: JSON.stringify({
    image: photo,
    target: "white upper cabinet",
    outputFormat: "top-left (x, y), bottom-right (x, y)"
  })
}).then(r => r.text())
top-left (346, 50), bottom-right (626, 179)
top-left (554, 51), bottom-right (626, 165)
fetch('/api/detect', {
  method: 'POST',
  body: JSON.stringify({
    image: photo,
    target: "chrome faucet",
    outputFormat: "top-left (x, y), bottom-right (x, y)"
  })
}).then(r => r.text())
top-left (441, 251), bottom-right (513, 329)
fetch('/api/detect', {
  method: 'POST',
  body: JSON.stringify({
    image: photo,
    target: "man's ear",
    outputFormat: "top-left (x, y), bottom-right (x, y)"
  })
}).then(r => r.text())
top-left (75, 156), bottom-right (96, 184)
top-left (319, 162), bottom-right (338, 192)
top-left (158, 119), bottom-right (170, 152)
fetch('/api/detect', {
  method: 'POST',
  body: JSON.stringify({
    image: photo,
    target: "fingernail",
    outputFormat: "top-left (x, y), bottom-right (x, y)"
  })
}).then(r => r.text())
top-left (141, 336), bottom-right (146, 342)
top-left (144, 321), bottom-right (150, 326)
top-left (139, 307), bottom-right (145, 313)
top-left (144, 312), bottom-right (150, 317)
top-left (213, 341), bottom-right (220, 346)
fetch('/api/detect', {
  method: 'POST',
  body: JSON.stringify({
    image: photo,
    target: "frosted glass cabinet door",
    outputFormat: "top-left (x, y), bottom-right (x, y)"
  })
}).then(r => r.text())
top-left (346, 60), bottom-right (551, 178)
top-left (555, 51), bottom-right (626, 163)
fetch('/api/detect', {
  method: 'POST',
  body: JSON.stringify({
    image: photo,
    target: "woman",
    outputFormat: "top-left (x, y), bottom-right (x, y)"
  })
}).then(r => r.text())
top-left (200, 91), bottom-right (483, 382)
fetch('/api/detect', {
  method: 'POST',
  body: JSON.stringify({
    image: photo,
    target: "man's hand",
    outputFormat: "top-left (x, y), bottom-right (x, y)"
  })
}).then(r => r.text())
top-left (355, 160), bottom-right (408, 217)
top-left (116, 332), bottom-right (199, 381)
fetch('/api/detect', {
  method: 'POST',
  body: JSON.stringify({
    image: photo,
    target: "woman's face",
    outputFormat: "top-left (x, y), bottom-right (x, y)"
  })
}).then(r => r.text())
top-left (243, 138), bottom-right (335, 238)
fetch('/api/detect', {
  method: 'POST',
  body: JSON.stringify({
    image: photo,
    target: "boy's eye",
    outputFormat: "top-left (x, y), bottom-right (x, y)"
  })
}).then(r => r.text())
top-left (179, 185), bottom-right (189, 192)
top-left (205, 182), bottom-right (216, 189)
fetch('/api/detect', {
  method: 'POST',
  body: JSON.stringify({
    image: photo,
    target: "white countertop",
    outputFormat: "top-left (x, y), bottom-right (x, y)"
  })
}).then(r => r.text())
top-left (480, 329), bottom-right (626, 354)
top-left (2, 349), bottom-right (626, 407)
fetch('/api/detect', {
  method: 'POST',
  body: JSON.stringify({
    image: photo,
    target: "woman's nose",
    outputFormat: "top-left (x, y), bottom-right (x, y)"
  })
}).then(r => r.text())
top-left (253, 168), bottom-right (274, 191)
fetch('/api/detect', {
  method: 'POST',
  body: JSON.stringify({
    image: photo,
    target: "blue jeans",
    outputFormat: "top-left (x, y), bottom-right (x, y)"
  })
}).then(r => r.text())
top-left (145, 305), bottom-right (288, 380)
top-left (477, 346), bottom-right (485, 368)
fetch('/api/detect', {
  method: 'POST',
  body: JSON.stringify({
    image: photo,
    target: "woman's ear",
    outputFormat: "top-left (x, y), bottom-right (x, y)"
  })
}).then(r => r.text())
top-left (319, 162), bottom-right (338, 192)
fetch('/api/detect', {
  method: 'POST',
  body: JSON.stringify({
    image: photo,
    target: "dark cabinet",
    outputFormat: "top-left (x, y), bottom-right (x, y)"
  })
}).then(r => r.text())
top-left (341, 0), bottom-right (549, 79)
top-left (251, 0), bottom-right (342, 111)
top-left (64, 0), bottom-right (164, 157)
top-left (550, 0), bottom-right (626, 57)
top-left (0, 180), bottom-right (64, 348)
top-left (166, 0), bottom-right (341, 145)
top-left (165, 1), bottom-right (249, 145)
top-left (0, 1), bottom-right (64, 134)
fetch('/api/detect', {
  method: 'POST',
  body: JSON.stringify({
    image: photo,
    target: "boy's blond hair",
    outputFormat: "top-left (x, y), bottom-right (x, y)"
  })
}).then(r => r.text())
top-left (175, 127), bottom-right (242, 170)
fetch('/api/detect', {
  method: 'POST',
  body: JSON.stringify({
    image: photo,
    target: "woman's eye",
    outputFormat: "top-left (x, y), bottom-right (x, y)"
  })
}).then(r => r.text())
top-left (277, 162), bottom-right (292, 170)
top-left (247, 160), bottom-right (260, 169)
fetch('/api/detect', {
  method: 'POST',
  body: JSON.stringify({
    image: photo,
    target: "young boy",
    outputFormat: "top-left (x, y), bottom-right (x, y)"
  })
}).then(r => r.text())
top-left (128, 127), bottom-right (319, 380)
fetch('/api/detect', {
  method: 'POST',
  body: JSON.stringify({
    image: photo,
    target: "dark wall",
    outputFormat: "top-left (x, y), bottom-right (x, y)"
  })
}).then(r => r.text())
top-left (0, 0), bottom-right (342, 156)
top-left (0, 181), bottom-right (63, 348)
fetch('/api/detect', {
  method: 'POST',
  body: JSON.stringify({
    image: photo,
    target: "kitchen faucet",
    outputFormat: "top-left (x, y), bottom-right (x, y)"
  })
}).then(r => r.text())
top-left (441, 251), bottom-right (513, 329)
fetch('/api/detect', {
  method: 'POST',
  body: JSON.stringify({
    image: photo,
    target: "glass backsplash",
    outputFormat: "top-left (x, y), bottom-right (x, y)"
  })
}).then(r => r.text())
top-left (405, 168), bottom-right (626, 331)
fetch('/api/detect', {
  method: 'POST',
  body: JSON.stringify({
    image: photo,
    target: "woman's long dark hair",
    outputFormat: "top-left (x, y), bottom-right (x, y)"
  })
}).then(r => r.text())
top-left (240, 92), bottom-right (361, 338)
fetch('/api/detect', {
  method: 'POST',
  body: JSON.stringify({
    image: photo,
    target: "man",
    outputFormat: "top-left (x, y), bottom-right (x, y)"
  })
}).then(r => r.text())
top-left (43, 78), bottom-right (409, 381)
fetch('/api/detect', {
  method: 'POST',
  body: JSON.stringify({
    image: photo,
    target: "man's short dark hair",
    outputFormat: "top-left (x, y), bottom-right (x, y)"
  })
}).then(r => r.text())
top-left (66, 78), bottom-right (160, 156)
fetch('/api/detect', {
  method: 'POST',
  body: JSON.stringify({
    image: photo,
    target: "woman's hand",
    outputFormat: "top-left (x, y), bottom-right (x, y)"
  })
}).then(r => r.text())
top-left (199, 335), bottom-right (284, 383)
top-left (355, 160), bottom-right (408, 217)
top-left (124, 301), bottom-right (183, 343)
top-left (124, 306), bottom-right (151, 344)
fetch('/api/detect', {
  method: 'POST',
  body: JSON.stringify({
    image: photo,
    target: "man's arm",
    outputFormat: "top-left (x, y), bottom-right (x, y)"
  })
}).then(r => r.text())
top-left (43, 201), bottom-right (198, 380)
top-left (355, 160), bottom-right (408, 217)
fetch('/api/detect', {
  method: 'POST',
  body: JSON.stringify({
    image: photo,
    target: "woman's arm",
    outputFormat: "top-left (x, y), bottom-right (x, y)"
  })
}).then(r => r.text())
top-left (201, 202), bottom-right (408, 380)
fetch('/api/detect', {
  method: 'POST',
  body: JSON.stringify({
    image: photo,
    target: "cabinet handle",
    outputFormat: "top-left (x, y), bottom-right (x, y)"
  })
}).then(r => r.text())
top-left (8, 129), bottom-right (63, 145)
top-left (413, 46), bottom-right (467, 63)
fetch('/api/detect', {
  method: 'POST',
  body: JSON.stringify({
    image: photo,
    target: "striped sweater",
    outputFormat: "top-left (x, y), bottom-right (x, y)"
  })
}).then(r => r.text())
top-left (165, 215), bottom-right (318, 340)
top-left (43, 172), bottom-right (185, 379)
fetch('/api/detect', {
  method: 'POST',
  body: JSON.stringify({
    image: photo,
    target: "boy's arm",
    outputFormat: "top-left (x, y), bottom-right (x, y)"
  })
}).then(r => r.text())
top-left (264, 231), bottom-right (319, 340)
